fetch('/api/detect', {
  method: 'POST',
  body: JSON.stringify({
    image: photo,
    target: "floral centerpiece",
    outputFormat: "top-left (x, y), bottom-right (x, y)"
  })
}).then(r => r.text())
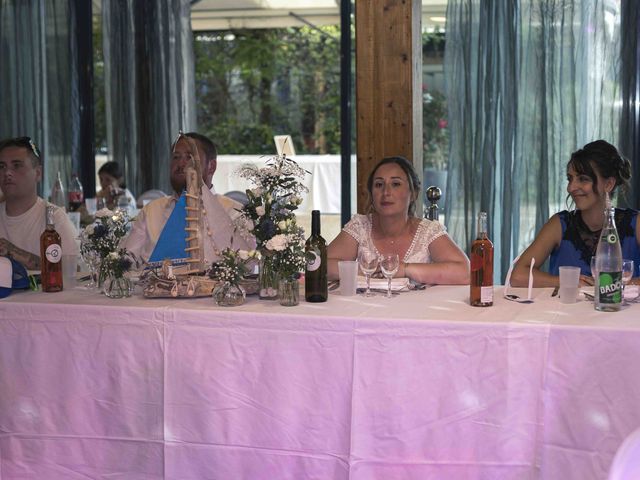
top-left (237, 155), bottom-right (308, 300)
top-left (80, 208), bottom-right (134, 295)
top-left (100, 248), bottom-right (136, 298)
top-left (265, 218), bottom-right (308, 305)
top-left (210, 247), bottom-right (261, 306)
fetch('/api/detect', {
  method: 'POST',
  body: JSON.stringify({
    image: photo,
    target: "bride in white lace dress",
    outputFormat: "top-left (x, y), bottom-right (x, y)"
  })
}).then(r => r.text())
top-left (327, 156), bottom-right (469, 285)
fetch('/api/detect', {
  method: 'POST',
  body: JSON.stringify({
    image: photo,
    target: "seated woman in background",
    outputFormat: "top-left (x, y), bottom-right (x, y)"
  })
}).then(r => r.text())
top-left (511, 140), bottom-right (640, 287)
top-left (327, 156), bottom-right (469, 285)
top-left (97, 161), bottom-right (136, 211)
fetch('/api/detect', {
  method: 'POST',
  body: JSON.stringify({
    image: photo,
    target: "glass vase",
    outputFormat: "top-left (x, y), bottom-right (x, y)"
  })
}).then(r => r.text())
top-left (213, 281), bottom-right (246, 307)
top-left (278, 277), bottom-right (299, 306)
top-left (258, 254), bottom-right (279, 300)
top-left (97, 260), bottom-right (108, 291)
top-left (103, 276), bottom-right (132, 299)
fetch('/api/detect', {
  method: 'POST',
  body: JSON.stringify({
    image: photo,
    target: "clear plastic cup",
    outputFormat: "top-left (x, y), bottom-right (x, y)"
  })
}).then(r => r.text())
top-left (62, 254), bottom-right (78, 288)
top-left (559, 266), bottom-right (580, 304)
top-left (338, 260), bottom-right (358, 296)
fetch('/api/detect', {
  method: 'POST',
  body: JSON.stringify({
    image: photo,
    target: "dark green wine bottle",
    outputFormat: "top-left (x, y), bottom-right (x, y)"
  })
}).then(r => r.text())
top-left (305, 210), bottom-right (328, 302)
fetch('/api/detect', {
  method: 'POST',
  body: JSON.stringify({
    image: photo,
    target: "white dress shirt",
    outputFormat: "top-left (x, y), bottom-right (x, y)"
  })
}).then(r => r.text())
top-left (123, 185), bottom-right (254, 264)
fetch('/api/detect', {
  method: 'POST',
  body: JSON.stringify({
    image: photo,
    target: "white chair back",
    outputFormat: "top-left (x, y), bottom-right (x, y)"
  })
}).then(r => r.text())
top-left (136, 189), bottom-right (167, 208)
top-left (608, 427), bottom-right (640, 480)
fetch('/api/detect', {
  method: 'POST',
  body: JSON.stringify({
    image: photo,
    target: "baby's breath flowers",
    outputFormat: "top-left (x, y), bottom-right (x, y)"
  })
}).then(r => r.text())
top-left (237, 154), bottom-right (308, 248)
top-left (210, 248), bottom-right (261, 286)
top-left (79, 209), bottom-right (137, 284)
top-left (237, 155), bottom-right (309, 295)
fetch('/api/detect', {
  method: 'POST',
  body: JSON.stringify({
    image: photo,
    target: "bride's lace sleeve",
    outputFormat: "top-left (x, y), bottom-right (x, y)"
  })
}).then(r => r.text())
top-left (406, 219), bottom-right (448, 263)
top-left (418, 219), bottom-right (447, 249)
top-left (342, 214), bottom-right (369, 245)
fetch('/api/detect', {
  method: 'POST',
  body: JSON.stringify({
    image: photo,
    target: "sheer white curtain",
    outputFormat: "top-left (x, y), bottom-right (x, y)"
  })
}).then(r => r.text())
top-left (102, 0), bottom-right (196, 196)
top-left (0, 0), bottom-right (74, 197)
top-left (445, 0), bottom-right (621, 280)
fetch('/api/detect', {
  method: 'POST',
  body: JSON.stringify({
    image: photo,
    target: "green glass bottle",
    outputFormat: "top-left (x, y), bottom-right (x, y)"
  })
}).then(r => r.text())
top-left (305, 210), bottom-right (328, 302)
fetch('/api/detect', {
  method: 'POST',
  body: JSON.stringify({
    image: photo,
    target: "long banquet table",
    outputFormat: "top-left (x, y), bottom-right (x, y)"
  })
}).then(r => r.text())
top-left (1, 285), bottom-right (639, 479)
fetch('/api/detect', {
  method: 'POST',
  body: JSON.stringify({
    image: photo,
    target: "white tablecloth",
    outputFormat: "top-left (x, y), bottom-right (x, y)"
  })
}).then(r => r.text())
top-left (1, 285), bottom-right (639, 479)
top-left (212, 154), bottom-right (357, 215)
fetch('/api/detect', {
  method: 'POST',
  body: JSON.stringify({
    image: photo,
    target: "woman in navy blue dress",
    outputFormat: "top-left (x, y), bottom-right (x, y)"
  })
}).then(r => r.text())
top-left (511, 140), bottom-right (640, 288)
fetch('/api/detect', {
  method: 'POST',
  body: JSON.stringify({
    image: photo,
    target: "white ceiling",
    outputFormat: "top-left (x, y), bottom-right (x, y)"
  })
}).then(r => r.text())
top-left (191, 0), bottom-right (447, 30)
top-left (93, 1), bottom-right (448, 31)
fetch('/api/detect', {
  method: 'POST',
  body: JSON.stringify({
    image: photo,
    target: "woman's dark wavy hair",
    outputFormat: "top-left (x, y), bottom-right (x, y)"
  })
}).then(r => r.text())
top-left (566, 140), bottom-right (631, 206)
top-left (366, 156), bottom-right (421, 216)
top-left (98, 161), bottom-right (126, 188)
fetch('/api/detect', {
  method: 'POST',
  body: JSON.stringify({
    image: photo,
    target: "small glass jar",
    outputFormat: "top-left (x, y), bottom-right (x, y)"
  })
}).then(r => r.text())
top-left (278, 277), bottom-right (299, 306)
top-left (103, 276), bottom-right (132, 299)
top-left (213, 282), bottom-right (246, 307)
top-left (258, 254), bottom-right (279, 300)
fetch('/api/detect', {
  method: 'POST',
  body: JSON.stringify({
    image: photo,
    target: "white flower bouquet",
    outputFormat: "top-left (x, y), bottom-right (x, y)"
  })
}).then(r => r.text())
top-left (237, 155), bottom-right (309, 298)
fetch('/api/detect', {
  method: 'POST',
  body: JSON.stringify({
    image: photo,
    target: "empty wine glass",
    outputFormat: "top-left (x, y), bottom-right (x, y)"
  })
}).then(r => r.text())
top-left (81, 249), bottom-right (100, 290)
top-left (622, 259), bottom-right (634, 305)
top-left (380, 254), bottom-right (400, 298)
top-left (357, 248), bottom-right (379, 297)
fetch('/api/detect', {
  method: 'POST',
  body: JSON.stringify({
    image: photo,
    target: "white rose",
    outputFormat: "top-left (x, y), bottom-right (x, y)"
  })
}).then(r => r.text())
top-left (265, 234), bottom-right (288, 252)
top-left (278, 220), bottom-right (287, 231)
top-left (290, 195), bottom-right (301, 206)
top-left (95, 208), bottom-right (114, 218)
top-left (256, 206), bottom-right (265, 217)
top-left (238, 250), bottom-right (250, 261)
top-left (251, 250), bottom-right (261, 260)
top-left (85, 224), bottom-right (95, 235)
top-left (108, 252), bottom-right (119, 260)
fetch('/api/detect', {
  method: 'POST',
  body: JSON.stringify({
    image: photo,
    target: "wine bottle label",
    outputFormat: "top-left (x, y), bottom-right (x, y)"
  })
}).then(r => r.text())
top-left (306, 249), bottom-right (321, 272)
top-left (45, 244), bottom-right (62, 264)
top-left (480, 286), bottom-right (493, 303)
top-left (598, 271), bottom-right (622, 304)
top-left (69, 192), bottom-right (83, 202)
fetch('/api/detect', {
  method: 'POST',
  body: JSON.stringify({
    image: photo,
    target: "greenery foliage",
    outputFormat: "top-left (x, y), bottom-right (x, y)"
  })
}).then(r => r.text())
top-left (194, 27), bottom-right (342, 155)
top-left (422, 30), bottom-right (448, 170)
top-left (93, 24), bottom-right (447, 168)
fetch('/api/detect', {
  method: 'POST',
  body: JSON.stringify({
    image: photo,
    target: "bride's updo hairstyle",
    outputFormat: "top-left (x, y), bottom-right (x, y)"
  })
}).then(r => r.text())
top-left (366, 156), bottom-right (421, 216)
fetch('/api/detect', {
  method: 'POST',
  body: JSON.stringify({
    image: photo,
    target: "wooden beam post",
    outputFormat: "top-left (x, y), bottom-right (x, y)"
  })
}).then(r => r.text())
top-left (355, 0), bottom-right (423, 213)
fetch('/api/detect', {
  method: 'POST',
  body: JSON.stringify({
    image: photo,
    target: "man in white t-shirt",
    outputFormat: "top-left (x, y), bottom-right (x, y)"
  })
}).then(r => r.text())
top-left (0, 137), bottom-right (79, 269)
top-left (124, 132), bottom-right (254, 264)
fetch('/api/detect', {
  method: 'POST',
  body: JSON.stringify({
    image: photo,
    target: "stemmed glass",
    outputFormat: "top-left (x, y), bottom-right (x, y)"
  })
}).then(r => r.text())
top-left (357, 248), bottom-right (379, 297)
top-left (81, 249), bottom-right (100, 290)
top-left (622, 259), bottom-right (635, 305)
top-left (380, 254), bottom-right (400, 298)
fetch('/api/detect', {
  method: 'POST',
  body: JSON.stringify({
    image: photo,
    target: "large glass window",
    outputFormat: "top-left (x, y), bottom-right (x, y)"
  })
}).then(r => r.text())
top-left (192, 16), bottom-right (350, 241)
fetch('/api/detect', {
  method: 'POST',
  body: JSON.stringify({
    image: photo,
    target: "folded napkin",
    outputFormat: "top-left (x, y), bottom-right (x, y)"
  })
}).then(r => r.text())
top-left (357, 277), bottom-right (410, 292)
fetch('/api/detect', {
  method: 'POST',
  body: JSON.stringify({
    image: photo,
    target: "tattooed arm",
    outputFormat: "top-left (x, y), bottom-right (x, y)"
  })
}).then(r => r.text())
top-left (0, 238), bottom-right (40, 270)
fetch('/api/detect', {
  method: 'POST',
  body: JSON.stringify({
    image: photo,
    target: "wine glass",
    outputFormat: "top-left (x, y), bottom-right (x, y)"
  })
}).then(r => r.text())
top-left (357, 248), bottom-right (379, 297)
top-left (81, 249), bottom-right (100, 290)
top-left (622, 259), bottom-right (634, 305)
top-left (380, 254), bottom-right (400, 298)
